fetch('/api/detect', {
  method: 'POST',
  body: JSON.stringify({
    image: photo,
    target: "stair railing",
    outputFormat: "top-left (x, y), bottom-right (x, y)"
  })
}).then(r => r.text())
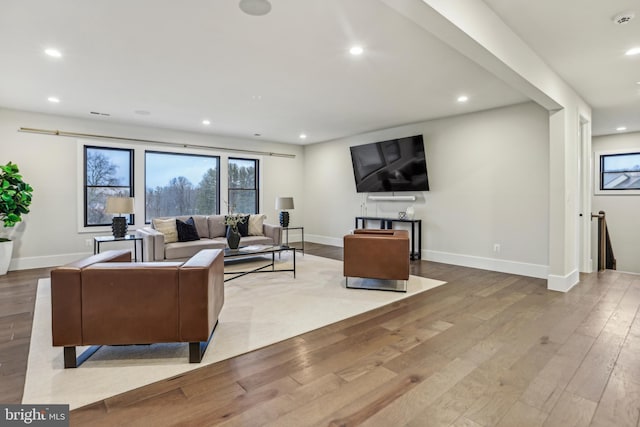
top-left (591, 211), bottom-right (617, 271)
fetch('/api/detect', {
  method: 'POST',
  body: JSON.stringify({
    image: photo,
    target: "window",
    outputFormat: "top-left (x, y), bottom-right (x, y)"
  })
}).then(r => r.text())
top-left (145, 151), bottom-right (220, 221)
top-left (228, 158), bottom-right (259, 214)
top-left (84, 146), bottom-right (134, 226)
top-left (595, 150), bottom-right (640, 195)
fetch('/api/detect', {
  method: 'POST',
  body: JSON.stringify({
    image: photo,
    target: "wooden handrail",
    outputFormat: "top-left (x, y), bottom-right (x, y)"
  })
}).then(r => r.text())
top-left (591, 211), bottom-right (616, 271)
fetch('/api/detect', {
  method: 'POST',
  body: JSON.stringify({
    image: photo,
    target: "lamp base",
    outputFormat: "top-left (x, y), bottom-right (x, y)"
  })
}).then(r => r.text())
top-left (112, 216), bottom-right (128, 238)
top-left (279, 211), bottom-right (290, 228)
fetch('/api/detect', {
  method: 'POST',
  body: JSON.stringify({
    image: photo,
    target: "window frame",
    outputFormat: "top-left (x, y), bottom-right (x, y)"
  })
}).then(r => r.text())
top-left (83, 145), bottom-right (134, 227)
top-left (144, 150), bottom-right (221, 222)
top-left (594, 149), bottom-right (640, 195)
top-left (228, 157), bottom-right (259, 214)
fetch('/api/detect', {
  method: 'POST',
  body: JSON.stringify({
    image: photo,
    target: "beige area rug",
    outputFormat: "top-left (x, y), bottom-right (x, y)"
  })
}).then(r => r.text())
top-left (22, 254), bottom-right (445, 410)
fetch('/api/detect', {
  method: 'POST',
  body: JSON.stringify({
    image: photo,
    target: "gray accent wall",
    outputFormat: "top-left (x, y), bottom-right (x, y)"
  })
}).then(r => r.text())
top-left (303, 102), bottom-right (550, 278)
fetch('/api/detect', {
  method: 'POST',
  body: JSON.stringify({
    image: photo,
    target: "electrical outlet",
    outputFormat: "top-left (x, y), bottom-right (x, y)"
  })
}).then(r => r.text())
top-left (493, 243), bottom-right (501, 253)
top-left (85, 238), bottom-right (93, 248)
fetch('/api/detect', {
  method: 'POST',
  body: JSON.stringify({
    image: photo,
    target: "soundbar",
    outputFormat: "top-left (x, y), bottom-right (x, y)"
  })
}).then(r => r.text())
top-left (367, 195), bottom-right (416, 201)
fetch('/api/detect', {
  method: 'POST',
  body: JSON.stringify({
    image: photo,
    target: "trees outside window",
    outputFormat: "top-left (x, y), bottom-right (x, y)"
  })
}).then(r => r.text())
top-left (84, 146), bottom-right (133, 226)
top-left (228, 158), bottom-right (258, 214)
top-left (145, 151), bottom-right (219, 221)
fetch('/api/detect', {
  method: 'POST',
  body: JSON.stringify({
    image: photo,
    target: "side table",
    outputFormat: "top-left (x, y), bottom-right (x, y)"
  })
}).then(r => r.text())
top-left (94, 234), bottom-right (144, 262)
top-left (282, 226), bottom-right (304, 254)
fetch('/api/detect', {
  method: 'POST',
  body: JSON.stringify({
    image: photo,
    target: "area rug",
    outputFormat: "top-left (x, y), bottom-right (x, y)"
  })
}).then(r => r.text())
top-left (22, 254), bottom-right (445, 410)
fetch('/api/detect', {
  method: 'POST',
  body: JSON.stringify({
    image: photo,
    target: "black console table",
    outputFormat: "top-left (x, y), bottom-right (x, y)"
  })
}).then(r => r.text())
top-left (355, 216), bottom-right (422, 260)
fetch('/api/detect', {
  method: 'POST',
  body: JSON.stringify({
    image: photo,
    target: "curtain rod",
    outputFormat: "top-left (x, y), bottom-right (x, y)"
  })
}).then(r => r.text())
top-left (17, 127), bottom-right (296, 159)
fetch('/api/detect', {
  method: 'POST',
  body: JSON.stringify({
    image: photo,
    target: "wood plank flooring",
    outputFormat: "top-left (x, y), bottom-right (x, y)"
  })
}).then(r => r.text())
top-left (1, 242), bottom-right (639, 426)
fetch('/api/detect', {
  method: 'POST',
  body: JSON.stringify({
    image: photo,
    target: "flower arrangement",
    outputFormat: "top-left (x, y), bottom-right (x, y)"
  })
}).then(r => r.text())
top-left (224, 213), bottom-right (246, 232)
top-left (224, 201), bottom-right (246, 233)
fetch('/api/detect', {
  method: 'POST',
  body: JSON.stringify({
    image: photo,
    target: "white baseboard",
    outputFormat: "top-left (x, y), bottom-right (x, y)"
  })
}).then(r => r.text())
top-left (9, 251), bottom-right (94, 272)
top-left (306, 234), bottom-right (344, 247)
top-left (425, 249), bottom-right (549, 279)
top-left (547, 269), bottom-right (579, 292)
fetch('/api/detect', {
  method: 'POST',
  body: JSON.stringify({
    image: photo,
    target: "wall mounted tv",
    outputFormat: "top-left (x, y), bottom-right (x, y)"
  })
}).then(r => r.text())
top-left (350, 134), bottom-right (429, 193)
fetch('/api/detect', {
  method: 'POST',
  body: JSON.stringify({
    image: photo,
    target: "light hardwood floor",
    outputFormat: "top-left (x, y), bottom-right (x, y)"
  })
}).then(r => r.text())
top-left (1, 243), bottom-right (639, 426)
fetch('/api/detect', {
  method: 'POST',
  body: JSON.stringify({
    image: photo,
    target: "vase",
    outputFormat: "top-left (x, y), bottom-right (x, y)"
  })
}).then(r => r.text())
top-left (226, 227), bottom-right (241, 249)
top-left (0, 240), bottom-right (13, 275)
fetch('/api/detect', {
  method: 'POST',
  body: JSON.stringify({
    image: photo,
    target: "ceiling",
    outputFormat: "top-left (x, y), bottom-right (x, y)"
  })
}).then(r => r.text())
top-left (484, 0), bottom-right (640, 136)
top-left (0, 1), bottom-right (637, 145)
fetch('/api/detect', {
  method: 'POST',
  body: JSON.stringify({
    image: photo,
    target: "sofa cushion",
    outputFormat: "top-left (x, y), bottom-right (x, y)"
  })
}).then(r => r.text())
top-left (248, 214), bottom-right (266, 236)
top-left (176, 215), bottom-right (209, 239)
top-left (176, 218), bottom-right (200, 242)
top-left (165, 239), bottom-right (226, 260)
top-left (207, 215), bottom-right (226, 238)
top-left (153, 218), bottom-right (178, 243)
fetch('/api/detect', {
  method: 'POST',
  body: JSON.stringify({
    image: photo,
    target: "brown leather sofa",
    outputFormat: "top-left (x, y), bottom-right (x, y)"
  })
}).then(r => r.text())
top-left (51, 248), bottom-right (224, 368)
top-left (343, 229), bottom-right (410, 292)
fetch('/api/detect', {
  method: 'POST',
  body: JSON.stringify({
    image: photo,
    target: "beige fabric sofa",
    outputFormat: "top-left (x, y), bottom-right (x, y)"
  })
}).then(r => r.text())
top-left (137, 214), bottom-right (282, 261)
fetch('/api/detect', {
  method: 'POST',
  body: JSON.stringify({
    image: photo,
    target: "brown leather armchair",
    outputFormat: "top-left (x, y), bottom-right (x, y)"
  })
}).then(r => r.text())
top-left (343, 229), bottom-right (410, 292)
top-left (51, 248), bottom-right (224, 368)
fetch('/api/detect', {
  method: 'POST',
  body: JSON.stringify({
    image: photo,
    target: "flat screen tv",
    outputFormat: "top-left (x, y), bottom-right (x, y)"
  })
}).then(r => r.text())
top-left (350, 135), bottom-right (429, 193)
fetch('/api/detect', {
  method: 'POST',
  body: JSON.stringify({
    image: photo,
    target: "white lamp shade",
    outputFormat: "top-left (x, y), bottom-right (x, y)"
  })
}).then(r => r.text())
top-left (105, 197), bottom-right (135, 214)
top-left (275, 197), bottom-right (294, 210)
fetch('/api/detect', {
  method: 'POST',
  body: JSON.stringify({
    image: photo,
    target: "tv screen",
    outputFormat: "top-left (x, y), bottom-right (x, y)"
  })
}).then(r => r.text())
top-left (350, 135), bottom-right (429, 193)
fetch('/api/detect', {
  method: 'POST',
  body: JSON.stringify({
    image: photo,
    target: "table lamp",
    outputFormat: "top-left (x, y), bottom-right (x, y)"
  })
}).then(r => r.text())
top-left (105, 197), bottom-right (134, 238)
top-left (275, 197), bottom-right (294, 227)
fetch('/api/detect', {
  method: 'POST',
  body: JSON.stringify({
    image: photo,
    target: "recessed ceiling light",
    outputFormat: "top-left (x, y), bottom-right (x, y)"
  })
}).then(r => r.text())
top-left (44, 48), bottom-right (62, 58)
top-left (457, 95), bottom-right (469, 103)
top-left (625, 47), bottom-right (640, 56)
top-left (349, 46), bottom-right (364, 56)
top-left (616, 126), bottom-right (627, 131)
top-left (202, 119), bottom-right (211, 125)
top-left (299, 133), bottom-right (307, 140)
top-left (47, 96), bottom-right (60, 103)
top-left (239, 0), bottom-right (271, 16)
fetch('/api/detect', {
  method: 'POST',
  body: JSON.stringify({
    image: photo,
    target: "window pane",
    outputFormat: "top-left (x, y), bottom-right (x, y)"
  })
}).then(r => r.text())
top-left (87, 187), bottom-right (131, 225)
top-left (84, 146), bottom-right (133, 226)
top-left (86, 147), bottom-right (131, 186)
top-left (229, 190), bottom-right (257, 214)
top-left (601, 153), bottom-right (640, 190)
top-left (145, 152), bottom-right (219, 221)
top-left (228, 158), bottom-right (258, 214)
top-left (602, 153), bottom-right (640, 173)
top-left (229, 159), bottom-right (257, 188)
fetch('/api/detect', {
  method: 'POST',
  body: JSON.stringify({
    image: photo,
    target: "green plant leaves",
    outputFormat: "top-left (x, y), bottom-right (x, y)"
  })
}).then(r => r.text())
top-left (0, 162), bottom-right (34, 228)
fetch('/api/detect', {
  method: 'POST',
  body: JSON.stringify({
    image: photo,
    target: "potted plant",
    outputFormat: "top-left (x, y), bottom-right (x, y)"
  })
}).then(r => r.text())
top-left (224, 201), bottom-right (246, 250)
top-left (0, 162), bottom-right (34, 275)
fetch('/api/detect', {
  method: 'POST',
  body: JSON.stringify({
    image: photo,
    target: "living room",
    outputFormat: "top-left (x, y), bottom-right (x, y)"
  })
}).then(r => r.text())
top-left (2, 0), bottom-right (640, 425)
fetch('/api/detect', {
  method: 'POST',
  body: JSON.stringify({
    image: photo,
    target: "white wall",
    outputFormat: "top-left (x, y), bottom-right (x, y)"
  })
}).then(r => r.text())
top-left (380, 0), bottom-right (591, 291)
top-left (0, 107), bottom-right (304, 270)
top-left (592, 131), bottom-right (640, 274)
top-left (304, 102), bottom-right (550, 278)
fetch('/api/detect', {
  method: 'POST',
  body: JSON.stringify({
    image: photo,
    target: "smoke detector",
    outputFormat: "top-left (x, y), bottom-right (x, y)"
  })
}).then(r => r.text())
top-left (612, 11), bottom-right (635, 25)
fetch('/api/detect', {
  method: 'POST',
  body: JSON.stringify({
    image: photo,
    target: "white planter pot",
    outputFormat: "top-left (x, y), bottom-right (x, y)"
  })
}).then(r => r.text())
top-left (0, 240), bottom-right (13, 275)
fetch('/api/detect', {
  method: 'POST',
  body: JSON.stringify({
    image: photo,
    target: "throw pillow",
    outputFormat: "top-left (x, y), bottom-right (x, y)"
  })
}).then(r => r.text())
top-left (152, 218), bottom-right (178, 243)
top-left (176, 217), bottom-right (200, 242)
top-left (248, 214), bottom-right (266, 236)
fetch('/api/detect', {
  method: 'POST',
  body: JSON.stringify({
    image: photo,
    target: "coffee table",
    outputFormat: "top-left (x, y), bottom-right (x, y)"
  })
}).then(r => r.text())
top-left (223, 245), bottom-right (296, 282)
